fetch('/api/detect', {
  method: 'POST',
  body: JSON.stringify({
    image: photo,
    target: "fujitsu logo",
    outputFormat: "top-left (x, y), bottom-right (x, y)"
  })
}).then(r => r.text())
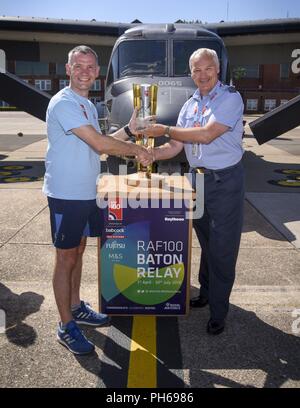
top-left (108, 198), bottom-right (123, 221)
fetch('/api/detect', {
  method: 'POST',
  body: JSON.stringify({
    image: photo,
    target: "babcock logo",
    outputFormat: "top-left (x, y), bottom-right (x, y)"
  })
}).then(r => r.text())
top-left (108, 198), bottom-right (123, 221)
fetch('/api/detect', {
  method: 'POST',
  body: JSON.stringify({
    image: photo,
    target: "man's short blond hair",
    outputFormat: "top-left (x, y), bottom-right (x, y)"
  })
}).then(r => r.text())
top-left (189, 48), bottom-right (220, 71)
top-left (67, 45), bottom-right (99, 65)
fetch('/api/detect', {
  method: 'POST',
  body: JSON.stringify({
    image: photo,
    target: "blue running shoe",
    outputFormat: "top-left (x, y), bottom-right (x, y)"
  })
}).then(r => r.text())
top-left (72, 301), bottom-right (109, 327)
top-left (57, 320), bottom-right (95, 355)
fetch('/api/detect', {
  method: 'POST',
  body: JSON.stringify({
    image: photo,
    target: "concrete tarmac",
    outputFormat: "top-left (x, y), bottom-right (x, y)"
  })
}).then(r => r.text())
top-left (0, 112), bottom-right (299, 388)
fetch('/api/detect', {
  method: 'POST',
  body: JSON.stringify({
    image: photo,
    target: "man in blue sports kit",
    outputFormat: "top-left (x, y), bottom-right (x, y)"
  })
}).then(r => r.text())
top-left (43, 45), bottom-right (151, 354)
top-left (143, 48), bottom-right (245, 335)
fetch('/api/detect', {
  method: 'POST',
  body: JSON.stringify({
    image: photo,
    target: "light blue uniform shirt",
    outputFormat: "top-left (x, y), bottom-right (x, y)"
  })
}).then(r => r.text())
top-left (43, 87), bottom-right (101, 200)
top-left (177, 81), bottom-right (244, 170)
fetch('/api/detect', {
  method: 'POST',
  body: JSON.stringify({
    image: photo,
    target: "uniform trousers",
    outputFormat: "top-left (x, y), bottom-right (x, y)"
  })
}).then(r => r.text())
top-left (192, 160), bottom-right (245, 321)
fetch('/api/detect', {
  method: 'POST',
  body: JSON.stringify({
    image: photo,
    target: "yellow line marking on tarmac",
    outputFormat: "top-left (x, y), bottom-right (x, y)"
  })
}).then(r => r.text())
top-left (127, 316), bottom-right (157, 388)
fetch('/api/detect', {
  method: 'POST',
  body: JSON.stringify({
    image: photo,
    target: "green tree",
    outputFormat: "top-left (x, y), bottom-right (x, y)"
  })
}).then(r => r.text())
top-left (232, 66), bottom-right (246, 80)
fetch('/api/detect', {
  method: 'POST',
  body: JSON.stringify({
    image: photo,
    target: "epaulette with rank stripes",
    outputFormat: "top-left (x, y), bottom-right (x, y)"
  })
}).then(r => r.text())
top-left (226, 85), bottom-right (237, 93)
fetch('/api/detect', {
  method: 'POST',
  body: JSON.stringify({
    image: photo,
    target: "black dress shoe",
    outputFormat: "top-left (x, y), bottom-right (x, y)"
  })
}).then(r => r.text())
top-left (206, 318), bottom-right (225, 335)
top-left (190, 295), bottom-right (209, 308)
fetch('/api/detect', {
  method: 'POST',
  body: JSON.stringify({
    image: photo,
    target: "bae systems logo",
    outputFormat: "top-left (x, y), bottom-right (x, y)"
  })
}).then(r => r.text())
top-left (164, 303), bottom-right (180, 310)
top-left (108, 198), bottom-right (123, 221)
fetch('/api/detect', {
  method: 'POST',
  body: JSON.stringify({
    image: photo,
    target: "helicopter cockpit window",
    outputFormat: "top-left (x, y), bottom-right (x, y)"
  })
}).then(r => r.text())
top-left (118, 40), bottom-right (167, 78)
top-left (106, 49), bottom-right (119, 88)
top-left (173, 41), bottom-right (221, 76)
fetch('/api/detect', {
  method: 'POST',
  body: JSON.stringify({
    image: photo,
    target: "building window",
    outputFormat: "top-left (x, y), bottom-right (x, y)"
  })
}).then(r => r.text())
top-left (16, 61), bottom-right (49, 75)
top-left (91, 80), bottom-right (101, 91)
top-left (264, 99), bottom-right (276, 112)
top-left (100, 66), bottom-right (108, 76)
top-left (59, 79), bottom-right (69, 89)
top-left (280, 99), bottom-right (288, 105)
top-left (35, 79), bottom-right (52, 91)
top-left (56, 63), bottom-right (66, 75)
top-left (246, 99), bottom-right (258, 111)
top-left (280, 64), bottom-right (290, 79)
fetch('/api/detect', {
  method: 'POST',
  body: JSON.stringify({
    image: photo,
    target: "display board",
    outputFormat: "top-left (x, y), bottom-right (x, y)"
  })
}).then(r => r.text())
top-left (97, 174), bottom-right (194, 316)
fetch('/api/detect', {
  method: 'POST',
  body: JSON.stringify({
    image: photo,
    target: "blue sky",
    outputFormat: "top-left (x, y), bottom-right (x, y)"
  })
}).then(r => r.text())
top-left (0, 0), bottom-right (299, 23)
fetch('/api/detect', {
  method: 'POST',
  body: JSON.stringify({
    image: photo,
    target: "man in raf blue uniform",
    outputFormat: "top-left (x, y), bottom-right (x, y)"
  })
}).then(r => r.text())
top-left (143, 48), bottom-right (245, 335)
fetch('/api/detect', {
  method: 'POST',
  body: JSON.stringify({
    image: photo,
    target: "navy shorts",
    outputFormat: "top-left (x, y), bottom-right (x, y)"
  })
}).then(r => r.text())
top-left (47, 197), bottom-right (104, 249)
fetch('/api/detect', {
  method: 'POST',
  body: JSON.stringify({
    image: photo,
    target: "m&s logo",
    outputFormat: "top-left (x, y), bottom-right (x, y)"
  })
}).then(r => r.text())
top-left (108, 198), bottom-right (123, 221)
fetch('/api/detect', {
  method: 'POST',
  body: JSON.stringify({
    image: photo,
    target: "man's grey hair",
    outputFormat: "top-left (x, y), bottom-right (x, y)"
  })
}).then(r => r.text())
top-left (67, 45), bottom-right (99, 65)
top-left (189, 48), bottom-right (220, 71)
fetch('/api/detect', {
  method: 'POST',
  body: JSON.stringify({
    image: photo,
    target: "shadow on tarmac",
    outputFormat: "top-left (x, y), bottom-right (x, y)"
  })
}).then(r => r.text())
top-left (74, 316), bottom-right (186, 388)
top-left (242, 150), bottom-right (299, 243)
top-left (0, 161), bottom-right (45, 183)
top-left (74, 317), bottom-right (132, 388)
top-left (0, 283), bottom-right (44, 347)
top-left (241, 199), bottom-right (295, 243)
top-left (182, 300), bottom-right (300, 388)
top-left (243, 150), bottom-right (300, 194)
top-left (66, 304), bottom-right (300, 388)
top-left (243, 134), bottom-right (294, 142)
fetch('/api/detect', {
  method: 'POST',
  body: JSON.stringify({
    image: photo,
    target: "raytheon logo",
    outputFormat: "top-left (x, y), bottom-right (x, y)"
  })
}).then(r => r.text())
top-left (108, 198), bottom-right (123, 221)
top-left (164, 217), bottom-right (184, 222)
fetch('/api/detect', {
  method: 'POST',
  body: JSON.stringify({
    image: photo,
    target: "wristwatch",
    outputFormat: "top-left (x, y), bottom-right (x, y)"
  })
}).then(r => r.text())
top-left (165, 126), bottom-right (172, 137)
top-left (124, 124), bottom-right (135, 139)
